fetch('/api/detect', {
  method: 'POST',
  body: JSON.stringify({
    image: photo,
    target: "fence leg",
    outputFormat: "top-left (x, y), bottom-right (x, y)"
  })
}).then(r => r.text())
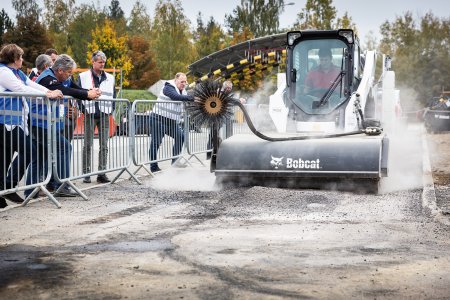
top-left (123, 169), bottom-right (142, 185)
top-left (186, 153), bottom-right (206, 166)
top-left (112, 168), bottom-right (142, 185)
top-left (22, 186), bottom-right (62, 208)
top-left (65, 181), bottom-right (88, 200)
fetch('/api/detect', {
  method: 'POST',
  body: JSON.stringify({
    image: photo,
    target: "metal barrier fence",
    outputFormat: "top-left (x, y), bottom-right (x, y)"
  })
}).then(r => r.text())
top-left (1, 94), bottom-right (138, 208)
top-left (58, 97), bottom-right (139, 200)
top-left (131, 100), bottom-right (194, 174)
top-left (0, 93), bottom-right (57, 206)
top-left (1, 92), bottom-right (268, 209)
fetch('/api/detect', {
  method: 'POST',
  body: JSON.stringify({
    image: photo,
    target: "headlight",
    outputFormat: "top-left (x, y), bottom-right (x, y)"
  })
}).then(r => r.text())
top-left (287, 32), bottom-right (301, 46)
top-left (338, 30), bottom-right (354, 44)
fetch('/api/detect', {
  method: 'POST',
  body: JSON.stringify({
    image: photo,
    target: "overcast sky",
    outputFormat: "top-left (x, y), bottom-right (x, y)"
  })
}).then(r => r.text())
top-left (3, 0), bottom-right (449, 41)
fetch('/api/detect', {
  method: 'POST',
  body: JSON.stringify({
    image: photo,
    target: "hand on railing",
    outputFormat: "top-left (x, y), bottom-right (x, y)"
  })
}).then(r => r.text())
top-left (87, 88), bottom-right (102, 100)
top-left (46, 89), bottom-right (64, 99)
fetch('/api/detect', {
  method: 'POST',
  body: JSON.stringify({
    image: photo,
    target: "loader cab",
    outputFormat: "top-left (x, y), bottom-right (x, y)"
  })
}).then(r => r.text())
top-left (286, 30), bottom-right (356, 125)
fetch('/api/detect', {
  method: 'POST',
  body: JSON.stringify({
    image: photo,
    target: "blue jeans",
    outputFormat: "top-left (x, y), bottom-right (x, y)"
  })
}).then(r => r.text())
top-left (1, 125), bottom-right (36, 190)
top-left (148, 113), bottom-right (184, 168)
top-left (25, 126), bottom-right (72, 196)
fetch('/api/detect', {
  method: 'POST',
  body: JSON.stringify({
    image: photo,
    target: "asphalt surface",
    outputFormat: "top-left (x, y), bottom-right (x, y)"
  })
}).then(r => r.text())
top-left (1, 124), bottom-right (449, 299)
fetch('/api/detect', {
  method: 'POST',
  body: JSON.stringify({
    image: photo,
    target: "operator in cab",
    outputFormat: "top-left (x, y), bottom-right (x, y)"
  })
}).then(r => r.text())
top-left (304, 48), bottom-right (340, 96)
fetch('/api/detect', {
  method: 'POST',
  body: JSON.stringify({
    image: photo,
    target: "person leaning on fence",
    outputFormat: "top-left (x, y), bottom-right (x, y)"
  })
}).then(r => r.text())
top-left (25, 54), bottom-right (101, 198)
top-left (77, 50), bottom-right (115, 184)
top-left (0, 43), bottom-right (63, 208)
top-left (149, 72), bottom-right (194, 173)
top-left (30, 54), bottom-right (53, 82)
top-left (28, 48), bottom-right (58, 80)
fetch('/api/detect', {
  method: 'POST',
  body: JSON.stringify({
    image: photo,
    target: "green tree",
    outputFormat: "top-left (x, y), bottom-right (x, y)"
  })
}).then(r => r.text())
top-left (193, 14), bottom-right (225, 60)
top-left (379, 12), bottom-right (450, 106)
top-left (108, 0), bottom-right (127, 36)
top-left (3, 16), bottom-right (52, 69)
top-left (127, 36), bottom-right (160, 88)
top-left (87, 19), bottom-right (132, 87)
top-left (127, 0), bottom-right (152, 38)
top-left (67, 4), bottom-right (106, 68)
top-left (363, 30), bottom-right (378, 51)
top-left (108, 0), bottom-right (124, 20)
top-left (5, 0), bottom-right (51, 69)
top-left (151, 0), bottom-right (195, 78)
top-left (0, 9), bottom-right (14, 46)
top-left (293, 0), bottom-right (337, 30)
top-left (336, 11), bottom-right (357, 33)
top-left (225, 0), bottom-right (286, 37)
top-left (12, 0), bottom-right (41, 21)
top-left (43, 0), bottom-right (75, 53)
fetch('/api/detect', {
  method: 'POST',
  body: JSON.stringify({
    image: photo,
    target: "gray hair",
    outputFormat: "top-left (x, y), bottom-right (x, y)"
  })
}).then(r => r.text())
top-left (52, 54), bottom-right (76, 72)
top-left (35, 54), bottom-right (52, 73)
top-left (92, 50), bottom-right (107, 62)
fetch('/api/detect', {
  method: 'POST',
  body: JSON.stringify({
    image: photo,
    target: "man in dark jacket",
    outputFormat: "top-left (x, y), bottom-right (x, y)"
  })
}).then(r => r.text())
top-left (26, 54), bottom-right (101, 198)
top-left (149, 72), bottom-right (194, 172)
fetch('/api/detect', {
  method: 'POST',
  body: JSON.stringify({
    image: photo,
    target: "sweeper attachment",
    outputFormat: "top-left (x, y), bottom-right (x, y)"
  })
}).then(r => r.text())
top-left (188, 29), bottom-right (396, 193)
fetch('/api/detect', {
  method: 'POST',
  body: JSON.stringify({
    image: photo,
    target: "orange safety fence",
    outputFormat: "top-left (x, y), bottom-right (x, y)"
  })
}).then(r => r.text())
top-left (73, 114), bottom-right (118, 138)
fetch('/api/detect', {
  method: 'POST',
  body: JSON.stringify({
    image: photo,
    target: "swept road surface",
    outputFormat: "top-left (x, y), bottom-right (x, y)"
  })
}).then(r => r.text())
top-left (1, 124), bottom-right (449, 299)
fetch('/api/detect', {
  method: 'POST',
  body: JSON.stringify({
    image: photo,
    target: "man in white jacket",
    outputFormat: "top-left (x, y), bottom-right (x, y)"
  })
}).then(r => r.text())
top-left (78, 50), bottom-right (115, 184)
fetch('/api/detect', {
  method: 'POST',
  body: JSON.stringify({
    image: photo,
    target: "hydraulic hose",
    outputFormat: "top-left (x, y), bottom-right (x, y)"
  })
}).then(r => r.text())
top-left (233, 100), bottom-right (382, 141)
top-left (188, 80), bottom-right (382, 144)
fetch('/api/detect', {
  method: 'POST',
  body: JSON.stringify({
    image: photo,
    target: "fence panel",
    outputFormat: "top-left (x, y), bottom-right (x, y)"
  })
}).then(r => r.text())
top-left (0, 93), bottom-right (58, 207)
top-left (132, 99), bottom-right (189, 174)
top-left (53, 97), bottom-right (137, 199)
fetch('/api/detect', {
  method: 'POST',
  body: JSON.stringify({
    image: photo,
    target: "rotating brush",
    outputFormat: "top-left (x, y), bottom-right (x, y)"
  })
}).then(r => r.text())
top-left (186, 80), bottom-right (240, 126)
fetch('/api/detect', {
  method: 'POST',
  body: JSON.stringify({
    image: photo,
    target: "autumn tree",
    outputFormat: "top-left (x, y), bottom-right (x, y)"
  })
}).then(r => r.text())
top-left (225, 0), bottom-right (286, 37)
top-left (67, 4), bottom-right (106, 68)
top-left (0, 9), bottom-right (14, 46)
top-left (87, 19), bottom-right (132, 87)
top-left (193, 13), bottom-right (226, 60)
top-left (151, 0), bottom-right (195, 79)
top-left (127, 0), bottom-right (152, 38)
top-left (127, 36), bottom-right (160, 88)
top-left (229, 27), bottom-right (255, 46)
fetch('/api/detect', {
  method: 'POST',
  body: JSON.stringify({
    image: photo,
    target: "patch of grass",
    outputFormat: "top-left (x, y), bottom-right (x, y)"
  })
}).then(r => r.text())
top-left (120, 89), bottom-right (156, 102)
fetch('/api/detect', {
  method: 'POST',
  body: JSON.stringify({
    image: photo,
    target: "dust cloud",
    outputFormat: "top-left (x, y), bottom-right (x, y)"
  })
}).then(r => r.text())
top-left (148, 167), bottom-right (218, 192)
top-left (379, 87), bottom-right (424, 193)
top-left (242, 78), bottom-right (278, 133)
top-left (380, 122), bottom-right (424, 193)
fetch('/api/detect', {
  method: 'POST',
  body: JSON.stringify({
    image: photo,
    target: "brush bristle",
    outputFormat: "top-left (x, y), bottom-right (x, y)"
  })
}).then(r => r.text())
top-left (186, 80), bottom-right (239, 126)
